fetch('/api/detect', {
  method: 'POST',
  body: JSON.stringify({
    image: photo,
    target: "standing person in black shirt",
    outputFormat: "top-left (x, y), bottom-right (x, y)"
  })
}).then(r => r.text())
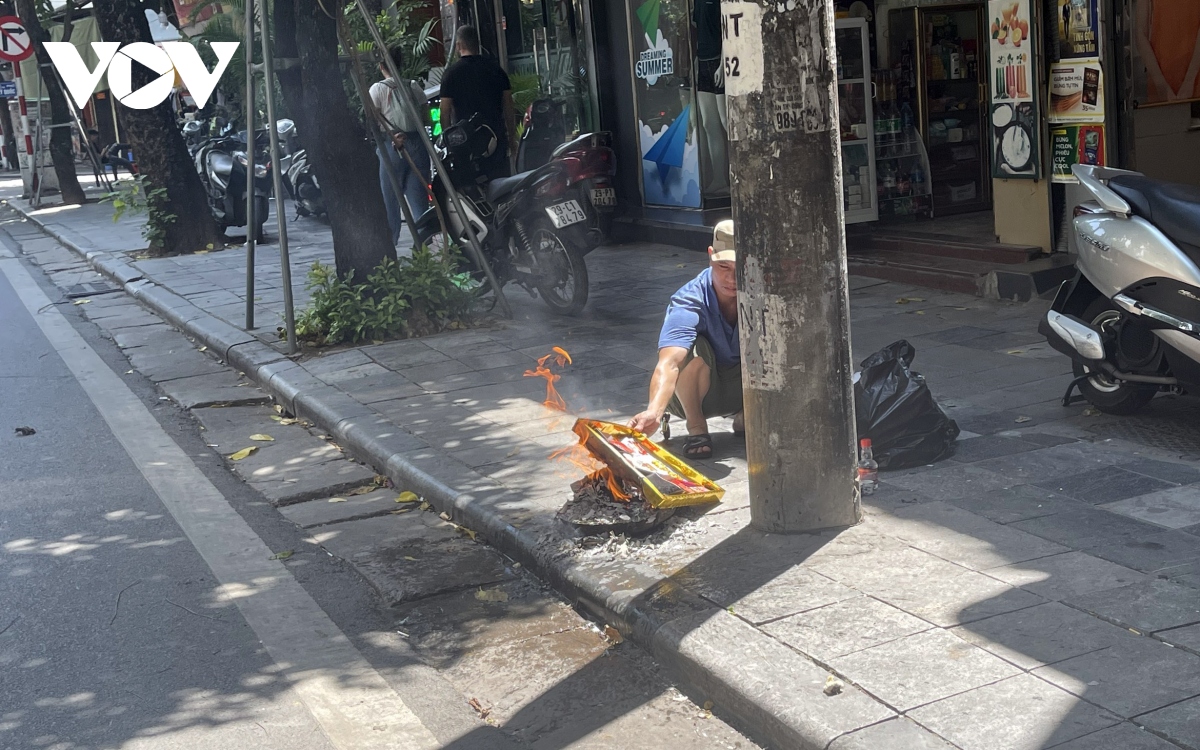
top-left (439, 25), bottom-right (517, 180)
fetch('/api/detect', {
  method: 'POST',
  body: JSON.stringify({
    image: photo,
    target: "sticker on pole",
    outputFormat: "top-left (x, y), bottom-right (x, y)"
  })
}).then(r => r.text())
top-left (0, 17), bottom-right (33, 63)
top-left (720, 2), bottom-right (763, 97)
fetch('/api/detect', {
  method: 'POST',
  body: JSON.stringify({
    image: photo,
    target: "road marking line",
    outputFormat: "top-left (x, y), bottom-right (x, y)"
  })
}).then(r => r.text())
top-left (0, 254), bottom-right (440, 750)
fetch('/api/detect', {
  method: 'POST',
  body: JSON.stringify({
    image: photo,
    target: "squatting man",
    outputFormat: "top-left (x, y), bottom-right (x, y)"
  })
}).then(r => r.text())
top-left (630, 220), bottom-right (744, 459)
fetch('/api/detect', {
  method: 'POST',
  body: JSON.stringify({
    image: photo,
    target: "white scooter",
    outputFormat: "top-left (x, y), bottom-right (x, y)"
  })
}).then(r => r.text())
top-left (1040, 163), bottom-right (1200, 414)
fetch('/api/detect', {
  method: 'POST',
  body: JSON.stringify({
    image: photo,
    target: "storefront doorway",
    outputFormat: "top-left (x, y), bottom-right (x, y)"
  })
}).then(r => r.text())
top-left (500, 0), bottom-right (601, 144)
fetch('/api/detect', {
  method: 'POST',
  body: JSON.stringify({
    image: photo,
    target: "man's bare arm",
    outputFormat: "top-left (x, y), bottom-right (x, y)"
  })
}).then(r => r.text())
top-left (629, 347), bottom-right (689, 435)
top-left (440, 97), bottom-right (455, 128)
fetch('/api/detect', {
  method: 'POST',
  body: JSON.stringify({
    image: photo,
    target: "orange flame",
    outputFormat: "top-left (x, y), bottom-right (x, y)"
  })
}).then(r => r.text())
top-left (524, 347), bottom-right (573, 412)
top-left (550, 437), bottom-right (632, 502)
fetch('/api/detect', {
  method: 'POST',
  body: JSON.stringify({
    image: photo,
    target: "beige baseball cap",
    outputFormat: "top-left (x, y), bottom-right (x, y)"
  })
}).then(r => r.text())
top-left (710, 219), bottom-right (735, 262)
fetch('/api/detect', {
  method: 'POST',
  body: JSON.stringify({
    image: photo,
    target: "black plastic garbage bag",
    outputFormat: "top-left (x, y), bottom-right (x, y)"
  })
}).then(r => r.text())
top-left (853, 340), bottom-right (959, 470)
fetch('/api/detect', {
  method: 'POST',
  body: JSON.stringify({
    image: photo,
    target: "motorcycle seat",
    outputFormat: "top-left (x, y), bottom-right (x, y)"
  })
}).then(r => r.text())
top-left (207, 151), bottom-right (233, 177)
top-left (486, 170), bottom-right (534, 203)
top-left (1110, 175), bottom-right (1200, 259)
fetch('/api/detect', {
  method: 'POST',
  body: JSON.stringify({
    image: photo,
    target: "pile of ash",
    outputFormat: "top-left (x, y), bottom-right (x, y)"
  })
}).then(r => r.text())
top-left (556, 472), bottom-right (675, 536)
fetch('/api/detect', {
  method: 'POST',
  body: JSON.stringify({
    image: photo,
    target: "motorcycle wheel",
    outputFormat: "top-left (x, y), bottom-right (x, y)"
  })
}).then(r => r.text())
top-left (1072, 297), bottom-right (1157, 415)
top-left (531, 222), bottom-right (588, 316)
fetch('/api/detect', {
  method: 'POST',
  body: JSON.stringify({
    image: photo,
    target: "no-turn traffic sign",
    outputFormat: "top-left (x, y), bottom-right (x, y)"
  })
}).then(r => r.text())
top-left (0, 16), bottom-right (33, 63)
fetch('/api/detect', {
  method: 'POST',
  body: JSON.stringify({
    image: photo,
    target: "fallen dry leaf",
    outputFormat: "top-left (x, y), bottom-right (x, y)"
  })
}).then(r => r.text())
top-left (505, 447), bottom-right (521, 458)
top-left (372, 475), bottom-right (392, 488)
top-left (228, 446), bottom-right (258, 461)
top-left (328, 497), bottom-right (348, 503)
top-left (1007, 350), bottom-right (1025, 355)
top-left (198, 346), bottom-right (208, 352)
top-left (468, 698), bottom-right (491, 720)
top-left (14, 426), bottom-right (36, 437)
top-left (72, 299), bottom-right (90, 305)
top-left (474, 588), bottom-right (508, 603)
top-left (702, 700), bottom-right (714, 711)
top-left (823, 675), bottom-right (844, 696)
top-left (391, 508), bottom-right (413, 515)
top-left (274, 404), bottom-right (283, 414)
top-left (403, 555), bottom-right (418, 561)
top-left (418, 501), bottom-right (431, 511)
top-left (604, 625), bottom-right (623, 644)
top-left (1083, 406), bottom-right (1101, 416)
top-left (346, 485), bottom-right (376, 497)
top-left (269, 550), bottom-right (293, 560)
top-left (915, 310), bottom-right (926, 315)
top-left (1014, 416), bottom-right (1032, 423)
top-left (455, 525), bottom-right (478, 542)
top-left (396, 491), bottom-right (419, 503)
top-left (249, 434), bottom-right (274, 442)
top-left (895, 297), bottom-right (925, 304)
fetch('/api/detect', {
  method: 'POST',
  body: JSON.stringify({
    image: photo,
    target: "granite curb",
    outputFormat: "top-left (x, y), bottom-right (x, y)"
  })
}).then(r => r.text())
top-left (12, 203), bottom-right (899, 750)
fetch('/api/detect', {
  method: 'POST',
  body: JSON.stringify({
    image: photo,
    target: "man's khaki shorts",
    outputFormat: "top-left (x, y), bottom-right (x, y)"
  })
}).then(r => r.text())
top-left (666, 335), bottom-right (743, 420)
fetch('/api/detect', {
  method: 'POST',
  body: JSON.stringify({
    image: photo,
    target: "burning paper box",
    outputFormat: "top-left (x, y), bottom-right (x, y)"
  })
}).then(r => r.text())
top-left (568, 419), bottom-right (724, 509)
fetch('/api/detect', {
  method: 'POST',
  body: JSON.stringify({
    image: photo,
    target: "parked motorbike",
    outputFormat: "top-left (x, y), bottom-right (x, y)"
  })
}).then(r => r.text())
top-left (194, 125), bottom-right (272, 242)
top-left (414, 116), bottom-right (616, 315)
top-left (1040, 163), bottom-right (1200, 414)
top-left (274, 119), bottom-right (325, 218)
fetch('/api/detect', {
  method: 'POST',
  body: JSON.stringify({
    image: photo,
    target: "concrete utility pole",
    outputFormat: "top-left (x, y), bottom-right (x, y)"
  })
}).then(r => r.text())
top-left (722, 0), bottom-right (860, 532)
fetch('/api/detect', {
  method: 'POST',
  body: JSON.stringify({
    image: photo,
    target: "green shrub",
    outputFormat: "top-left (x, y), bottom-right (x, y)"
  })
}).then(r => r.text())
top-left (293, 246), bottom-right (478, 345)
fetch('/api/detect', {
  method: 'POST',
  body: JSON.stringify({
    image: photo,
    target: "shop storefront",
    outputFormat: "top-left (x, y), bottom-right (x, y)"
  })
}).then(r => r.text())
top-left (448, 0), bottom-right (1146, 256)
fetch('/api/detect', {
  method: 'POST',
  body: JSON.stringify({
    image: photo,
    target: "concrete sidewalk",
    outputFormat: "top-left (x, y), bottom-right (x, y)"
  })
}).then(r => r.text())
top-left (12, 189), bottom-right (1200, 750)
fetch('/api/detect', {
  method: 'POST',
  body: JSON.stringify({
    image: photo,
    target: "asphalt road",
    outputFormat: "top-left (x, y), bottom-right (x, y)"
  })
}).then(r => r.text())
top-left (0, 248), bottom-right (507, 750)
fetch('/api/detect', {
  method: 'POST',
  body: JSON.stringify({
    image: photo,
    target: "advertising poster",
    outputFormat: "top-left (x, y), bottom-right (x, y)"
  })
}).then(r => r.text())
top-left (988, 0), bottom-right (1040, 178)
top-left (1132, 0), bottom-right (1200, 106)
top-left (1049, 58), bottom-right (1105, 121)
top-left (630, 0), bottom-right (701, 208)
top-left (1051, 124), bottom-right (1105, 182)
top-left (1056, 0), bottom-right (1099, 59)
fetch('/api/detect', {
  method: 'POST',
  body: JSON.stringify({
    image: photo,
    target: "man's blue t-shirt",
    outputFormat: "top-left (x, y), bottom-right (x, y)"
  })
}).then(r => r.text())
top-left (657, 268), bottom-right (740, 367)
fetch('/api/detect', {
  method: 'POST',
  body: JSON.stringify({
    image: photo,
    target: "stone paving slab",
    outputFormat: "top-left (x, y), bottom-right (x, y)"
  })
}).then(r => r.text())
top-left (806, 541), bottom-right (1046, 627)
top-left (762, 596), bottom-right (933, 662)
top-left (1050, 723), bottom-right (1182, 750)
top-left (909, 673), bottom-right (1120, 750)
top-left (829, 629), bottom-right (1020, 711)
top-left (952, 602), bottom-right (1134, 670)
top-left (886, 501), bottom-right (1069, 571)
top-left (1138, 695), bottom-right (1200, 748)
top-left (828, 717), bottom-right (956, 750)
top-left (1034, 636), bottom-right (1200, 718)
top-left (985, 551), bottom-right (1147, 602)
top-left (315, 511), bottom-right (515, 606)
top-left (1065, 579), bottom-right (1200, 634)
top-left (278, 488), bottom-right (401, 528)
top-left (157, 370), bottom-right (271, 409)
top-left (1103, 486), bottom-right (1200, 530)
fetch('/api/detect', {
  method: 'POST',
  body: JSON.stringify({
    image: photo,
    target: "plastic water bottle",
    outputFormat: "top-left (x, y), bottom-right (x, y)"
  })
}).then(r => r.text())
top-left (857, 439), bottom-right (879, 495)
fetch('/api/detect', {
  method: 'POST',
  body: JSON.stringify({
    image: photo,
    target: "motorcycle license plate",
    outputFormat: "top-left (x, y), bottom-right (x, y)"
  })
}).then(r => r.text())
top-left (590, 187), bottom-right (616, 207)
top-left (546, 199), bottom-right (587, 229)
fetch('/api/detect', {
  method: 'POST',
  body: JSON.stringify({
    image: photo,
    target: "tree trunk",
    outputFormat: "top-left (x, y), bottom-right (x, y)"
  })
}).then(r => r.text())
top-left (275, 0), bottom-right (395, 281)
top-left (15, 0), bottom-right (85, 204)
top-left (91, 0), bottom-right (224, 255)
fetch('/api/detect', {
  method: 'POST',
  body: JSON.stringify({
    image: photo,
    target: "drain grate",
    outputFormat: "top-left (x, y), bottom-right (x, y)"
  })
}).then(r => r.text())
top-left (1088, 398), bottom-right (1200, 458)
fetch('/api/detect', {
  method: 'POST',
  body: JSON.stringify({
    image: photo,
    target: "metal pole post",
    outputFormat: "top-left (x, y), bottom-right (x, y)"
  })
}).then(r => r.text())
top-left (723, 0), bottom-right (860, 532)
top-left (243, 0), bottom-right (257, 330)
top-left (258, 0), bottom-right (297, 354)
top-left (14, 58), bottom-right (31, 196)
top-left (351, 0), bottom-right (512, 319)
